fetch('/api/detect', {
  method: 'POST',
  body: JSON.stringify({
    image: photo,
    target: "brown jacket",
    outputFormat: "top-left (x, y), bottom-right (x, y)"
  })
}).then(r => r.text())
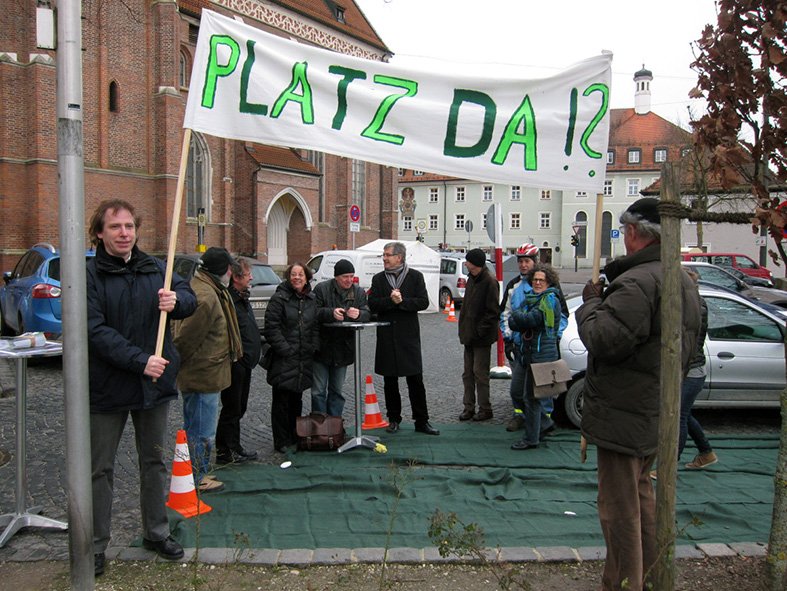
top-left (172, 271), bottom-right (236, 392)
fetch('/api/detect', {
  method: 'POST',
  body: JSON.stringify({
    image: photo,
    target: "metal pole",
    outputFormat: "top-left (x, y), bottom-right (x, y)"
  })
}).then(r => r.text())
top-left (56, 0), bottom-right (94, 587)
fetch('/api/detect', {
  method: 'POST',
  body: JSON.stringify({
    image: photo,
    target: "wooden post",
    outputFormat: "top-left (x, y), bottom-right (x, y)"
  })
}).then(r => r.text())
top-left (653, 162), bottom-right (682, 590)
top-left (592, 193), bottom-right (604, 282)
top-left (154, 128), bottom-right (192, 358)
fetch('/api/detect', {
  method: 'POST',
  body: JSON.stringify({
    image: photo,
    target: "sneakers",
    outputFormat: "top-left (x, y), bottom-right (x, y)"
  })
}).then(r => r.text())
top-left (506, 415), bottom-right (524, 432)
top-left (685, 451), bottom-right (718, 469)
top-left (198, 475), bottom-right (225, 493)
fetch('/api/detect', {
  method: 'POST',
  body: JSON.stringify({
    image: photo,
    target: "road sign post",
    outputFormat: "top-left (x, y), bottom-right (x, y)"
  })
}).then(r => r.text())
top-left (349, 204), bottom-right (361, 248)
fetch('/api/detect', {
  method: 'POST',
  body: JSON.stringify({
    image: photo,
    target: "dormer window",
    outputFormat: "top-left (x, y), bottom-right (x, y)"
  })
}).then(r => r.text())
top-left (654, 148), bottom-right (667, 163)
top-left (628, 149), bottom-right (641, 164)
top-left (325, 1), bottom-right (347, 23)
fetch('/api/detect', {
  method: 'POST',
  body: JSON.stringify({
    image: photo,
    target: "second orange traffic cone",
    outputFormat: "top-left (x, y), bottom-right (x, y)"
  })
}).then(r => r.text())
top-left (362, 375), bottom-right (389, 430)
top-left (442, 297), bottom-right (451, 314)
top-left (446, 300), bottom-right (458, 322)
top-left (166, 429), bottom-right (212, 518)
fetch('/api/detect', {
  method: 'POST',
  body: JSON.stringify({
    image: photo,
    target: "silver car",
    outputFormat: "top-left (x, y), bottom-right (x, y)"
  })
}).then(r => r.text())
top-left (681, 261), bottom-right (787, 307)
top-left (558, 285), bottom-right (786, 428)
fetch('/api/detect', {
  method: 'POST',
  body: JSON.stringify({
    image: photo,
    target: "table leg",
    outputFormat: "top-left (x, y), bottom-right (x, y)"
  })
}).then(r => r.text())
top-left (0, 357), bottom-right (67, 547)
top-left (338, 327), bottom-right (379, 453)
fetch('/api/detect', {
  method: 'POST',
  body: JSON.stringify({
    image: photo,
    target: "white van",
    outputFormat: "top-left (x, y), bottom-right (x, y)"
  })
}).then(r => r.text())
top-left (307, 241), bottom-right (441, 312)
top-left (306, 250), bottom-right (383, 290)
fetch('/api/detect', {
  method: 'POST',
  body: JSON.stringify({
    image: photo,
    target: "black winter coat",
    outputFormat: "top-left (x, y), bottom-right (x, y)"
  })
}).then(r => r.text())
top-left (86, 244), bottom-right (197, 413)
top-left (368, 268), bottom-right (428, 376)
top-left (231, 285), bottom-right (262, 369)
top-left (262, 281), bottom-right (319, 392)
top-left (313, 279), bottom-right (371, 367)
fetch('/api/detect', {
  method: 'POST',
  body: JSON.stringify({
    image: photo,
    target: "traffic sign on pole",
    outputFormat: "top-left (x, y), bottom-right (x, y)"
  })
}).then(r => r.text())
top-left (349, 204), bottom-right (361, 223)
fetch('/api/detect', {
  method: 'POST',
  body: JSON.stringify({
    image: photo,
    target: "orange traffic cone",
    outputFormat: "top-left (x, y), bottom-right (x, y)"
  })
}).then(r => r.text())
top-left (362, 375), bottom-right (389, 430)
top-left (166, 429), bottom-right (212, 518)
top-left (442, 297), bottom-right (451, 314)
top-left (446, 300), bottom-right (458, 322)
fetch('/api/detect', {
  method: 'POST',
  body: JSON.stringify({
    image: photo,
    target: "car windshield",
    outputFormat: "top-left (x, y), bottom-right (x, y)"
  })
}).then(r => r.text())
top-left (251, 265), bottom-right (281, 286)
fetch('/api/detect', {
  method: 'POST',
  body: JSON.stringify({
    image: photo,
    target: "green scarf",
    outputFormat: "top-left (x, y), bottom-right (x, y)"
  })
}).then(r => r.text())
top-left (524, 288), bottom-right (558, 331)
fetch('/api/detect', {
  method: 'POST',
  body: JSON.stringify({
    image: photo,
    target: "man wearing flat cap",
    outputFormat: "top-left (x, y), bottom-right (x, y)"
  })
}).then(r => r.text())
top-left (311, 259), bottom-right (371, 416)
top-left (576, 197), bottom-right (701, 591)
top-left (457, 249), bottom-right (499, 421)
top-left (173, 246), bottom-right (243, 493)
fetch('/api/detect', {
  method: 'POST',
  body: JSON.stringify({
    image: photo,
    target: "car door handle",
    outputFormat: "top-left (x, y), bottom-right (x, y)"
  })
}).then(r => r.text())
top-left (716, 351), bottom-right (735, 359)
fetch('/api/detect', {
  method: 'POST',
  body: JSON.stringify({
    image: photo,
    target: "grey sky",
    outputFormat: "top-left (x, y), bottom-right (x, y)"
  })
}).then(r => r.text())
top-left (355, 0), bottom-right (719, 128)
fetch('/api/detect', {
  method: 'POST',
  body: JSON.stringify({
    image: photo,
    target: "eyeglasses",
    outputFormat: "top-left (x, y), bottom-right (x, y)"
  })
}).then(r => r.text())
top-left (531, 277), bottom-right (548, 284)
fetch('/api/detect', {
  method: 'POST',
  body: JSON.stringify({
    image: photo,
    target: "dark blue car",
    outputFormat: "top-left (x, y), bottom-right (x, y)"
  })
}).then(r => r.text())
top-left (0, 243), bottom-right (95, 338)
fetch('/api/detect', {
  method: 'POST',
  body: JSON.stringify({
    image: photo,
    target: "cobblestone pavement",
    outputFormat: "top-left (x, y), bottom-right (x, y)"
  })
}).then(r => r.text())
top-left (0, 269), bottom-right (772, 566)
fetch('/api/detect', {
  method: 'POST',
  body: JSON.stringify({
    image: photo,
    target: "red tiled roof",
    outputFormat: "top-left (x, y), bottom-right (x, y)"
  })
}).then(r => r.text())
top-left (177, 0), bottom-right (388, 52)
top-left (246, 144), bottom-right (321, 175)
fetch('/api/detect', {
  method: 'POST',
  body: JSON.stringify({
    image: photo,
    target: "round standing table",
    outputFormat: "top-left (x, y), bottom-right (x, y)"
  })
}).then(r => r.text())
top-left (323, 321), bottom-right (388, 453)
top-left (0, 340), bottom-right (68, 547)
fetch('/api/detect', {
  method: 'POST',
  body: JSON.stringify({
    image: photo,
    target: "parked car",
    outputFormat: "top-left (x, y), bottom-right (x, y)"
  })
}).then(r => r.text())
top-left (720, 265), bottom-right (774, 288)
top-left (0, 243), bottom-right (95, 338)
top-left (681, 261), bottom-right (787, 308)
top-left (680, 251), bottom-right (774, 282)
top-left (557, 285), bottom-right (786, 428)
top-left (169, 253), bottom-right (281, 333)
top-left (438, 253), bottom-right (495, 309)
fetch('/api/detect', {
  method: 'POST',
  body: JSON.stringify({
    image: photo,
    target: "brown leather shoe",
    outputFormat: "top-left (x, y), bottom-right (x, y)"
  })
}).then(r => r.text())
top-left (458, 410), bottom-right (475, 421)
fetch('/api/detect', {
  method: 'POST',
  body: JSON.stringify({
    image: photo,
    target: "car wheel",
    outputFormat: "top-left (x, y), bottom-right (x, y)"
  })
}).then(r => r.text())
top-left (564, 378), bottom-right (585, 429)
top-left (439, 287), bottom-right (452, 309)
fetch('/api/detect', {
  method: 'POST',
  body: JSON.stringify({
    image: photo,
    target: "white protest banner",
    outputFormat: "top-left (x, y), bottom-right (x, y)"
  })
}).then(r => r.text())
top-left (184, 10), bottom-right (612, 191)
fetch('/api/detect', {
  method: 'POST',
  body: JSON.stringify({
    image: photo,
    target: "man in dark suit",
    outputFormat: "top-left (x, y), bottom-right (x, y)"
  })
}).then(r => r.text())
top-left (368, 242), bottom-right (439, 435)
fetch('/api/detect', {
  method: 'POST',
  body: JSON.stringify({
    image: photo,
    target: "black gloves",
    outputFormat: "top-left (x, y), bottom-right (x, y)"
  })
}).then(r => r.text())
top-left (504, 340), bottom-right (515, 362)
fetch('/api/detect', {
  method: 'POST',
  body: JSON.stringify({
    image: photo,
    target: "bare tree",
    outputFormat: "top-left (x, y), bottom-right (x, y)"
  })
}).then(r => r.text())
top-left (690, 2), bottom-right (786, 589)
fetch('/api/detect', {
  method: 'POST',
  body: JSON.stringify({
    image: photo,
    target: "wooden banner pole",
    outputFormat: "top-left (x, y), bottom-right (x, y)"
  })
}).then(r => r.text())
top-left (154, 127), bottom-right (192, 358)
top-left (592, 192), bottom-right (605, 282)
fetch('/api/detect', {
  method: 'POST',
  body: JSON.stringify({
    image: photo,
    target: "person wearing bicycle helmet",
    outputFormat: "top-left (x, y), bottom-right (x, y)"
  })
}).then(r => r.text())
top-left (500, 243), bottom-right (568, 434)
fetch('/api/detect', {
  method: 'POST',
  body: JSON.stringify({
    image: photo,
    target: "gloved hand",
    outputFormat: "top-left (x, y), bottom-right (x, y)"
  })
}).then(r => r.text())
top-left (582, 279), bottom-right (605, 302)
top-left (504, 341), bottom-right (515, 362)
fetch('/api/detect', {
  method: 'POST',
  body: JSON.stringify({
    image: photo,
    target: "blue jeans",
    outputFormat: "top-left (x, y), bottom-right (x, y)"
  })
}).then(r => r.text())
top-left (182, 392), bottom-right (220, 482)
top-left (311, 361), bottom-right (348, 416)
top-left (679, 375), bottom-right (712, 458)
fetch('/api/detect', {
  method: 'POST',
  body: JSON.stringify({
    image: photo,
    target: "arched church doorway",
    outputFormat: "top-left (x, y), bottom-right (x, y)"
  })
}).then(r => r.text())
top-left (265, 190), bottom-right (313, 266)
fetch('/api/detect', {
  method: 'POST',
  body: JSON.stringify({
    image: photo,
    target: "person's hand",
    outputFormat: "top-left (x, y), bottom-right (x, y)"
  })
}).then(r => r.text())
top-left (158, 288), bottom-right (177, 312)
top-left (144, 355), bottom-right (170, 379)
top-left (345, 306), bottom-right (360, 320)
top-left (582, 279), bottom-right (605, 302)
top-left (580, 435), bottom-right (588, 463)
top-left (504, 341), bottom-right (515, 362)
top-left (333, 307), bottom-right (345, 321)
top-left (391, 289), bottom-right (403, 305)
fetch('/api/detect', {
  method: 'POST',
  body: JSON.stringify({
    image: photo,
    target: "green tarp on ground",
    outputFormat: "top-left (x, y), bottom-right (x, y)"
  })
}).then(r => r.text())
top-left (168, 425), bottom-right (777, 550)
